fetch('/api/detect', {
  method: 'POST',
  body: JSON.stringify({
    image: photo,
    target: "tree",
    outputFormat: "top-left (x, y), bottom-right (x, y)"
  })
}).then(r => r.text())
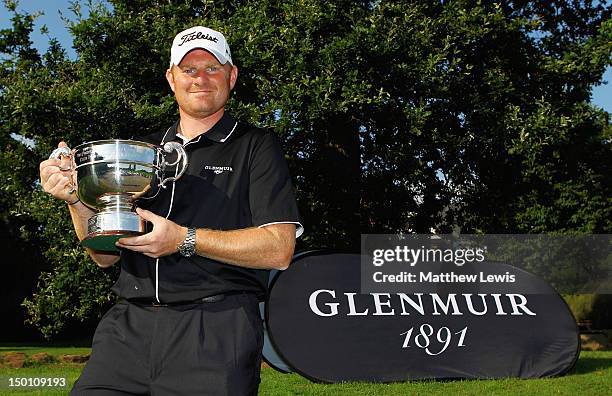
top-left (358, 0), bottom-right (611, 234)
top-left (0, 0), bottom-right (609, 338)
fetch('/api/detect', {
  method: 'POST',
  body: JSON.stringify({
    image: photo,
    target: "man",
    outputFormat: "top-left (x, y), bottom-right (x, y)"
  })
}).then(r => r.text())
top-left (39, 26), bottom-right (302, 395)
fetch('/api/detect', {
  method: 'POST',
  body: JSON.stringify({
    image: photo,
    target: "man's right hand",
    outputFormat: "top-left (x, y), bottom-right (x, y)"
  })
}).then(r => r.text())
top-left (39, 141), bottom-right (77, 203)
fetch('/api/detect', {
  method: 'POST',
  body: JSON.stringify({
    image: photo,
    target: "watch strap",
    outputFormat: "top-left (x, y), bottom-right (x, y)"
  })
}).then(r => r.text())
top-left (178, 227), bottom-right (197, 257)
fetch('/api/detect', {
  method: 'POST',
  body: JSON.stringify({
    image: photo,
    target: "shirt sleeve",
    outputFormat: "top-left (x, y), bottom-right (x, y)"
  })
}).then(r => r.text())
top-left (248, 130), bottom-right (303, 237)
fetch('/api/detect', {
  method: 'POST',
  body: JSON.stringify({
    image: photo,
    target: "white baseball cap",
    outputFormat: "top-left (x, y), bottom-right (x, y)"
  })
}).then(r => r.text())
top-left (170, 26), bottom-right (233, 67)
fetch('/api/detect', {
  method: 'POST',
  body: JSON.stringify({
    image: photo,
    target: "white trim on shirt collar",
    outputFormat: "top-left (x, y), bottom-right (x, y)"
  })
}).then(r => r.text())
top-left (176, 121), bottom-right (238, 144)
top-left (175, 132), bottom-right (190, 144)
top-left (220, 122), bottom-right (238, 143)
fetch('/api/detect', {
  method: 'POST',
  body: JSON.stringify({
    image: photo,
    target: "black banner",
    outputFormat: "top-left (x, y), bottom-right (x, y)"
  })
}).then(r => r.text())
top-left (265, 251), bottom-right (579, 383)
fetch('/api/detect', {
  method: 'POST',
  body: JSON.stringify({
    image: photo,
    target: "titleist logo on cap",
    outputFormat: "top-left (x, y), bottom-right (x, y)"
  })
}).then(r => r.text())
top-left (179, 31), bottom-right (219, 46)
top-left (170, 26), bottom-right (232, 66)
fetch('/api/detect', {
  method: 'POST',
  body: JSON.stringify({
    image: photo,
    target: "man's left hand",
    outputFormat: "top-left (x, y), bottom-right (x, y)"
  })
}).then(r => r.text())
top-left (116, 208), bottom-right (187, 258)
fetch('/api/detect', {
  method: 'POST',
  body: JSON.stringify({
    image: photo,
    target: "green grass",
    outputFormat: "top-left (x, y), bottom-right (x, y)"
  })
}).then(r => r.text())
top-left (260, 351), bottom-right (611, 396)
top-left (0, 365), bottom-right (80, 395)
top-left (0, 348), bottom-right (610, 395)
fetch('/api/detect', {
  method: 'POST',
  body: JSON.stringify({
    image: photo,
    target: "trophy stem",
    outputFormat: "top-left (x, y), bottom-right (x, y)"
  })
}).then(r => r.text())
top-left (83, 193), bottom-right (143, 251)
top-left (97, 193), bottom-right (134, 213)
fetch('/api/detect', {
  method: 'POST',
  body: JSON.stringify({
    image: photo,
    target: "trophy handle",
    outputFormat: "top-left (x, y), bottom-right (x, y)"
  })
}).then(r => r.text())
top-left (48, 146), bottom-right (76, 193)
top-left (48, 146), bottom-right (72, 161)
top-left (158, 141), bottom-right (188, 188)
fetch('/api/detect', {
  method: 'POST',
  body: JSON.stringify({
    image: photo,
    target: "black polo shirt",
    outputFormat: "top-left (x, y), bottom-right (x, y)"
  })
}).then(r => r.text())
top-left (111, 113), bottom-right (302, 303)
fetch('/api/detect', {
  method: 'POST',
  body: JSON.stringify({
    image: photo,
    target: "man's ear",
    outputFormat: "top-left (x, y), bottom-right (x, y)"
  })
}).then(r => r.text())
top-left (165, 67), bottom-right (176, 93)
top-left (229, 65), bottom-right (238, 91)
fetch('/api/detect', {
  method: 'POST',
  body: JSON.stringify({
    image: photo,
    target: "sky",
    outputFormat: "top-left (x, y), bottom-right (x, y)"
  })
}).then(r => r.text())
top-left (1, 0), bottom-right (610, 113)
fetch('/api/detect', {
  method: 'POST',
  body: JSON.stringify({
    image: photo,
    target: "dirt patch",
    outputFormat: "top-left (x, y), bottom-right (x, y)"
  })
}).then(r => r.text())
top-left (2, 352), bottom-right (26, 368)
top-left (60, 354), bottom-right (91, 363)
top-left (31, 352), bottom-right (56, 364)
top-left (581, 332), bottom-right (612, 351)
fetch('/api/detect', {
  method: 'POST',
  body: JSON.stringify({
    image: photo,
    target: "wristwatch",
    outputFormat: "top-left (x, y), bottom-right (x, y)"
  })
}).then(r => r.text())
top-left (178, 227), bottom-right (196, 257)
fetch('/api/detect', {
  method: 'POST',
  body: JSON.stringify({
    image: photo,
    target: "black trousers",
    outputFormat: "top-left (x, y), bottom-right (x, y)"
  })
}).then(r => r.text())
top-left (71, 293), bottom-right (263, 396)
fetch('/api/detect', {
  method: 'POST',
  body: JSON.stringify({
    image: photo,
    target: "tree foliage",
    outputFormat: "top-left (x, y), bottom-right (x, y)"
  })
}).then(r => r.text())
top-left (0, 0), bottom-right (610, 338)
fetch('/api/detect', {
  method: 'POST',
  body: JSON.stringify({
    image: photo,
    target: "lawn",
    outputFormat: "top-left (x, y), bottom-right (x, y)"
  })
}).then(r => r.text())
top-left (0, 348), bottom-right (609, 395)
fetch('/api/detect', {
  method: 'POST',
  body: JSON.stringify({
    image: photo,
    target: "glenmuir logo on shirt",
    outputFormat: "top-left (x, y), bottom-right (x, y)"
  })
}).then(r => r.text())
top-left (204, 165), bottom-right (233, 175)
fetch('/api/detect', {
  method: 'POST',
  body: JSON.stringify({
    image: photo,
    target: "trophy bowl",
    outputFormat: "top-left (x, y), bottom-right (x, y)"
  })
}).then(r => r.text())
top-left (50, 139), bottom-right (188, 251)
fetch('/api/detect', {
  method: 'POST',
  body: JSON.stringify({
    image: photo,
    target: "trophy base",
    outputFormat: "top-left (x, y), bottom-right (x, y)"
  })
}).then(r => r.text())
top-left (82, 231), bottom-right (142, 251)
top-left (82, 211), bottom-right (145, 251)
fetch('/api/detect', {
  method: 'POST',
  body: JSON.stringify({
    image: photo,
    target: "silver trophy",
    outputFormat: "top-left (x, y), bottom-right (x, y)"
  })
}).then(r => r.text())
top-left (49, 140), bottom-right (188, 251)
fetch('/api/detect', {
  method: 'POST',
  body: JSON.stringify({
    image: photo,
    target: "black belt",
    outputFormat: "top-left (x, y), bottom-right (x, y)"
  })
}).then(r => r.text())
top-left (123, 293), bottom-right (236, 308)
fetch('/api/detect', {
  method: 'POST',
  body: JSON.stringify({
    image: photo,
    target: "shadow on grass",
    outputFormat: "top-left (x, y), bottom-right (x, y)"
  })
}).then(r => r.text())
top-left (572, 357), bottom-right (612, 374)
top-left (0, 338), bottom-right (92, 350)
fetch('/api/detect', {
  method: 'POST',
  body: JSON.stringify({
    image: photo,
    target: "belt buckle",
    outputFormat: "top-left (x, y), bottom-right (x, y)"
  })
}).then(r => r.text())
top-left (201, 294), bottom-right (225, 303)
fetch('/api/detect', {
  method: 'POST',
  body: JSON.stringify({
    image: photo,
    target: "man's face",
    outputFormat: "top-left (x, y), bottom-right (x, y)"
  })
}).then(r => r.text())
top-left (166, 49), bottom-right (238, 119)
